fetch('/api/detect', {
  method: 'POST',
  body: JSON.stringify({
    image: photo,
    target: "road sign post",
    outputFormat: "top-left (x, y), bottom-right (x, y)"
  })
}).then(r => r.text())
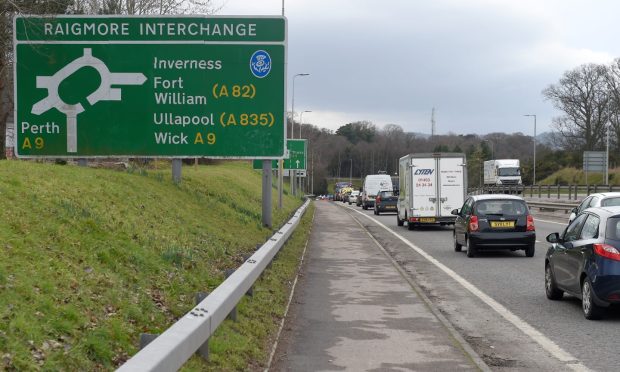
top-left (14, 16), bottom-right (286, 159)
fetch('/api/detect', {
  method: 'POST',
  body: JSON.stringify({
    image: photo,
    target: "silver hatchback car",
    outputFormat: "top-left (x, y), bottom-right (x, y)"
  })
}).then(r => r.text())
top-left (569, 192), bottom-right (620, 223)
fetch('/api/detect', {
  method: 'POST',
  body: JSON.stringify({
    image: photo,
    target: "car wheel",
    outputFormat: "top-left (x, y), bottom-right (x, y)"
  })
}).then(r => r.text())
top-left (525, 243), bottom-right (535, 257)
top-left (466, 238), bottom-right (477, 258)
top-left (545, 264), bottom-right (563, 300)
top-left (453, 231), bottom-right (462, 252)
top-left (582, 278), bottom-right (603, 320)
top-left (397, 214), bottom-right (404, 226)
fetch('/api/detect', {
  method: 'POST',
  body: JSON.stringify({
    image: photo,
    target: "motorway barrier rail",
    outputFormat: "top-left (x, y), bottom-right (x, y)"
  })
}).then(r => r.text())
top-left (526, 201), bottom-right (578, 213)
top-left (469, 184), bottom-right (620, 200)
top-left (117, 199), bottom-right (311, 371)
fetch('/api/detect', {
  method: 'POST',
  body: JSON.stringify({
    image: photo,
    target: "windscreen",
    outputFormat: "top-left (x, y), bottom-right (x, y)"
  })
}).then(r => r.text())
top-left (474, 200), bottom-right (528, 216)
top-left (605, 217), bottom-right (620, 240)
top-left (498, 167), bottom-right (520, 176)
top-left (601, 197), bottom-right (620, 207)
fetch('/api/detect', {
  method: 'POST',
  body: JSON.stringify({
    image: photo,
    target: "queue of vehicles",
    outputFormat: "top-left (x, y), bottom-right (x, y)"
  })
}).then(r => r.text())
top-left (330, 152), bottom-right (620, 320)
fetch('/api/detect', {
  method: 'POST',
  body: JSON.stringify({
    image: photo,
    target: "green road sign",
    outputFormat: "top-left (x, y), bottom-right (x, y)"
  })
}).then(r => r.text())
top-left (252, 139), bottom-right (306, 169)
top-left (286, 139), bottom-right (306, 169)
top-left (14, 16), bottom-right (286, 158)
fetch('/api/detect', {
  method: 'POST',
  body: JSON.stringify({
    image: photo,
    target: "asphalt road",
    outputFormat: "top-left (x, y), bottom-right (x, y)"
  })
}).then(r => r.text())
top-left (334, 201), bottom-right (619, 372)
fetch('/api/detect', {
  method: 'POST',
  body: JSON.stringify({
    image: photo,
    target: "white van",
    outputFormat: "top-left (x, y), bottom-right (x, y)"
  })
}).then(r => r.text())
top-left (361, 174), bottom-right (393, 210)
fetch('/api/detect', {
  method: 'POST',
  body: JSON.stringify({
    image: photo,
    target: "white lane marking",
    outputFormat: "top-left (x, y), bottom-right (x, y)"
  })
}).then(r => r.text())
top-left (344, 205), bottom-right (590, 371)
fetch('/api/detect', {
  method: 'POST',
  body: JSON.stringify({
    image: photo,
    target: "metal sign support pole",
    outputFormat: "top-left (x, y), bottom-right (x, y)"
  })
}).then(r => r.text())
top-left (172, 159), bottom-right (182, 184)
top-left (606, 125), bottom-right (610, 185)
top-left (278, 159), bottom-right (283, 209)
top-left (262, 160), bottom-right (273, 228)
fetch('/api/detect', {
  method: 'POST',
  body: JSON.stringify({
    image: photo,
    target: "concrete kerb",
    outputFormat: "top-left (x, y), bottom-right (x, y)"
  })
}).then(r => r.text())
top-left (341, 205), bottom-right (491, 372)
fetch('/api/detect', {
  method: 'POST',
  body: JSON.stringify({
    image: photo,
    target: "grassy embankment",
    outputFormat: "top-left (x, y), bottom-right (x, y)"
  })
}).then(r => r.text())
top-left (539, 167), bottom-right (620, 185)
top-left (0, 160), bottom-right (313, 371)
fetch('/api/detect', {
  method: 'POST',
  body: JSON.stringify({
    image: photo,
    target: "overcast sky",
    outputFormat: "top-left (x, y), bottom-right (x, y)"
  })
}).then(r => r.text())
top-left (215, 0), bottom-right (620, 136)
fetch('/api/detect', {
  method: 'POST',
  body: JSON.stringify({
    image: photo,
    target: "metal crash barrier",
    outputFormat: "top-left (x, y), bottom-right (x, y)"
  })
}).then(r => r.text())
top-left (118, 199), bottom-right (311, 371)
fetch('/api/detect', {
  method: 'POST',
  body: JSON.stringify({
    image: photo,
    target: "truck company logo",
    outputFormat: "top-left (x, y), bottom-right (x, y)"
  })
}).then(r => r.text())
top-left (414, 169), bottom-right (434, 175)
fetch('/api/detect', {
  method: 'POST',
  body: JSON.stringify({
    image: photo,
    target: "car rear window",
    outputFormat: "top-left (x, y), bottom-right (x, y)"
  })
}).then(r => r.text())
top-left (605, 217), bottom-right (620, 240)
top-left (601, 197), bottom-right (620, 207)
top-left (474, 200), bottom-right (528, 216)
top-left (380, 191), bottom-right (394, 197)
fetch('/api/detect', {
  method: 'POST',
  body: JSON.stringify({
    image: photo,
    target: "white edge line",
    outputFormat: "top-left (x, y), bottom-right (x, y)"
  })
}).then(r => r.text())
top-left (345, 205), bottom-right (590, 370)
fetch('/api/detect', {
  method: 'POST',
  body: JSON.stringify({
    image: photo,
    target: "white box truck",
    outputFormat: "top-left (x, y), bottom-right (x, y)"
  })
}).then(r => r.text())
top-left (397, 153), bottom-right (467, 230)
top-left (483, 159), bottom-right (522, 186)
top-left (361, 173), bottom-right (393, 210)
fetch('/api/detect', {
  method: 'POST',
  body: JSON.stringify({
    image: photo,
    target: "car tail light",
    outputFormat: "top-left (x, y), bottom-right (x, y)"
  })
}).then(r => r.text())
top-left (607, 293), bottom-right (620, 301)
top-left (526, 215), bottom-right (535, 231)
top-left (469, 215), bottom-right (479, 232)
top-left (376, 196), bottom-right (381, 203)
top-left (594, 243), bottom-right (620, 261)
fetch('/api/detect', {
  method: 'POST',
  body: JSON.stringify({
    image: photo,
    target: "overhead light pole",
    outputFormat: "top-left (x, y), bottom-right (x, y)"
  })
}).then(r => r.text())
top-left (290, 73), bottom-right (309, 197)
top-left (299, 110), bottom-right (311, 138)
top-left (349, 158), bottom-right (353, 184)
top-left (291, 73), bottom-right (310, 139)
top-left (482, 139), bottom-right (494, 159)
top-left (524, 114), bottom-right (536, 185)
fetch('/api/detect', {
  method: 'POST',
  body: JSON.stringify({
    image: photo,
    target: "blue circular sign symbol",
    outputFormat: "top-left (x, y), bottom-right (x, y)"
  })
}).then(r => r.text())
top-left (250, 50), bottom-right (271, 78)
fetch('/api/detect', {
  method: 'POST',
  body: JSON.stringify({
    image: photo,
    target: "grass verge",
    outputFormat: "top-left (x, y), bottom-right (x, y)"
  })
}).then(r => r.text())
top-left (0, 160), bottom-right (308, 370)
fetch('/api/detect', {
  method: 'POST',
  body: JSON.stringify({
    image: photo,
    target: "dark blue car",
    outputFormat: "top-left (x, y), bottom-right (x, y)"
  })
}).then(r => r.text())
top-left (545, 206), bottom-right (620, 320)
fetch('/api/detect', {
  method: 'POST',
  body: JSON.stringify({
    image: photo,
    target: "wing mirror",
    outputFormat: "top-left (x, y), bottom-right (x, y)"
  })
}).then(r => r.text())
top-left (451, 208), bottom-right (460, 216)
top-left (546, 232), bottom-right (560, 243)
top-left (571, 207), bottom-right (577, 214)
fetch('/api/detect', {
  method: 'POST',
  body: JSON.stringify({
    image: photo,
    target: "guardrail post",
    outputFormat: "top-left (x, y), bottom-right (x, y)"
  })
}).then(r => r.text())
top-left (194, 292), bottom-right (210, 360)
top-left (594, 184), bottom-right (598, 193)
top-left (587, 185), bottom-right (591, 196)
top-left (547, 185), bottom-right (551, 198)
top-left (262, 160), bottom-right (273, 228)
top-left (224, 269), bottom-right (238, 322)
top-left (557, 185), bottom-right (561, 199)
top-left (610, 185), bottom-right (613, 192)
top-left (538, 185), bottom-right (541, 198)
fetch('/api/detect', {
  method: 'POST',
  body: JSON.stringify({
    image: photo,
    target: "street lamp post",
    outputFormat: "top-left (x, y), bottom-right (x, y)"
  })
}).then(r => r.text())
top-left (524, 114), bottom-right (536, 185)
top-left (291, 73), bottom-right (310, 139)
top-left (349, 158), bottom-right (353, 184)
top-left (482, 139), bottom-right (494, 159)
top-left (291, 73), bottom-right (309, 197)
top-left (299, 110), bottom-right (311, 138)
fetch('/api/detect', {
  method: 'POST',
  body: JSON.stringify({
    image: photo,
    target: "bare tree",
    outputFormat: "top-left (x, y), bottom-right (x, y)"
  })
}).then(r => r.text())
top-left (543, 63), bottom-right (612, 151)
top-left (602, 58), bottom-right (620, 152)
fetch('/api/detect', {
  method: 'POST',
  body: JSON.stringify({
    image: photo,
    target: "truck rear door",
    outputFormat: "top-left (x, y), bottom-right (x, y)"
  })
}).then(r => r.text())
top-left (411, 158), bottom-right (437, 218)
top-left (438, 157), bottom-right (465, 217)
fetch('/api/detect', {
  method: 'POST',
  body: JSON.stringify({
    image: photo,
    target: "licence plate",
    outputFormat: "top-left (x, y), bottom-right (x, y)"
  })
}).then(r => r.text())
top-left (385, 205), bottom-right (395, 209)
top-left (419, 217), bottom-right (435, 223)
top-left (490, 221), bottom-right (515, 228)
